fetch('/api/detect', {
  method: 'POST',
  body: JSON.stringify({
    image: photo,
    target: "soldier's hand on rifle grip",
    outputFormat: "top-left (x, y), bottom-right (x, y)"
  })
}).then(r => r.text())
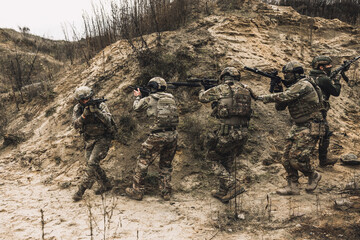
top-left (333, 74), bottom-right (341, 84)
top-left (134, 88), bottom-right (142, 97)
top-left (273, 83), bottom-right (283, 93)
top-left (342, 61), bottom-right (351, 72)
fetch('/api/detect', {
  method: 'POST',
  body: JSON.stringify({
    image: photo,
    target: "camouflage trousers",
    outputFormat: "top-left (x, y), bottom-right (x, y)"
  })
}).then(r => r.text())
top-left (79, 136), bottom-right (111, 190)
top-left (318, 118), bottom-right (331, 163)
top-left (132, 131), bottom-right (177, 195)
top-left (205, 126), bottom-right (248, 191)
top-left (283, 123), bottom-right (319, 183)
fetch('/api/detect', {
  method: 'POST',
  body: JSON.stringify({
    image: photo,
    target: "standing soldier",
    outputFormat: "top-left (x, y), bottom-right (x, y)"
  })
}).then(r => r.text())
top-left (72, 86), bottom-right (113, 202)
top-left (199, 67), bottom-right (252, 203)
top-left (309, 56), bottom-right (349, 167)
top-left (126, 77), bottom-right (179, 201)
top-left (257, 62), bottom-right (323, 195)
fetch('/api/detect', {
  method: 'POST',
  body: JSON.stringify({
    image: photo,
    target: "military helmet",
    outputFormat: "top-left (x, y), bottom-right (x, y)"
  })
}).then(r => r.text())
top-left (281, 61), bottom-right (304, 87)
top-left (282, 61), bottom-right (304, 74)
top-left (148, 77), bottom-right (167, 91)
top-left (74, 86), bottom-right (93, 100)
top-left (220, 67), bottom-right (241, 81)
top-left (311, 55), bottom-right (332, 69)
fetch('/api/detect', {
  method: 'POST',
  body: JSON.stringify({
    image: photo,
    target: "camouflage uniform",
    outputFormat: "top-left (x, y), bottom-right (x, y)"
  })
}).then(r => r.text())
top-left (309, 56), bottom-right (342, 166)
top-left (259, 72), bottom-right (323, 193)
top-left (199, 67), bottom-right (251, 202)
top-left (72, 87), bottom-right (113, 201)
top-left (126, 77), bottom-right (178, 201)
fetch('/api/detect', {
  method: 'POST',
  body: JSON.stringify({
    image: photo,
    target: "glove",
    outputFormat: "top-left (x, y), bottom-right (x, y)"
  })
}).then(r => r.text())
top-left (342, 61), bottom-right (350, 72)
top-left (82, 107), bottom-right (91, 117)
top-left (333, 74), bottom-right (341, 84)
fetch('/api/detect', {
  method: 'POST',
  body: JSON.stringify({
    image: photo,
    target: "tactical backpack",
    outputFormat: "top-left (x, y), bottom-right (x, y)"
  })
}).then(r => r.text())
top-left (156, 93), bottom-right (179, 128)
top-left (229, 84), bottom-right (252, 117)
top-left (217, 84), bottom-right (252, 118)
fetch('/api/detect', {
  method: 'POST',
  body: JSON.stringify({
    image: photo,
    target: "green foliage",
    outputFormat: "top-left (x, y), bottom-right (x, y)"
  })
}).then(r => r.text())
top-left (135, 47), bottom-right (192, 85)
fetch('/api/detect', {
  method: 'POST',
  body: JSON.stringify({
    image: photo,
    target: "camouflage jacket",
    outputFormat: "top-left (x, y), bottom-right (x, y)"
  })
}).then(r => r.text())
top-left (260, 77), bottom-right (323, 124)
top-left (309, 69), bottom-right (341, 101)
top-left (133, 92), bottom-right (178, 131)
top-left (199, 82), bottom-right (252, 125)
top-left (72, 102), bottom-right (113, 137)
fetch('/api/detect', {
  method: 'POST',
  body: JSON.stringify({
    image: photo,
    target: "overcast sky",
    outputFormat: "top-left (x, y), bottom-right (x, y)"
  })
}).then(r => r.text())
top-left (0, 0), bottom-right (105, 40)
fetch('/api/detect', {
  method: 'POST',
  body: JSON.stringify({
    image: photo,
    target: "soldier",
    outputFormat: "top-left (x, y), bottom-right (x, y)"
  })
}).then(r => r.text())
top-left (309, 56), bottom-right (349, 167)
top-left (72, 86), bottom-right (113, 202)
top-left (125, 77), bottom-right (179, 201)
top-left (257, 62), bottom-right (323, 195)
top-left (199, 67), bottom-right (253, 203)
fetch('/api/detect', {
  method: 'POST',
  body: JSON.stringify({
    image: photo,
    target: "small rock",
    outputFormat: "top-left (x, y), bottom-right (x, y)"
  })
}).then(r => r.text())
top-left (340, 153), bottom-right (360, 165)
top-left (334, 199), bottom-right (354, 210)
top-left (345, 181), bottom-right (359, 190)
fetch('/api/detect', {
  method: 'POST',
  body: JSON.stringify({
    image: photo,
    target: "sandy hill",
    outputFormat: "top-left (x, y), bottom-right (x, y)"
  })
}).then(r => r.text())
top-left (0, 1), bottom-right (360, 239)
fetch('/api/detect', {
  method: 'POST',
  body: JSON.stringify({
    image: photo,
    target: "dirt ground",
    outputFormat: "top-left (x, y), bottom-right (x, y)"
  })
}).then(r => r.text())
top-left (1, 1), bottom-right (360, 239)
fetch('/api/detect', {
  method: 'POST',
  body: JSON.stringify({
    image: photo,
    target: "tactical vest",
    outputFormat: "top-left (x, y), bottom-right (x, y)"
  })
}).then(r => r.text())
top-left (310, 70), bottom-right (332, 112)
top-left (148, 92), bottom-right (179, 129)
top-left (216, 83), bottom-right (252, 120)
top-left (287, 78), bottom-right (323, 123)
top-left (82, 113), bottom-right (107, 136)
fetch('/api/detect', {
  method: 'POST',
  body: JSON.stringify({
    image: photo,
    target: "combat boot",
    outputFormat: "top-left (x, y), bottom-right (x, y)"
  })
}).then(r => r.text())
top-left (319, 158), bottom-right (337, 167)
top-left (94, 181), bottom-right (113, 195)
top-left (72, 186), bottom-right (86, 202)
top-left (211, 189), bottom-right (227, 201)
top-left (220, 183), bottom-right (245, 203)
top-left (125, 187), bottom-right (143, 201)
top-left (306, 171), bottom-right (321, 192)
top-left (276, 180), bottom-right (300, 195)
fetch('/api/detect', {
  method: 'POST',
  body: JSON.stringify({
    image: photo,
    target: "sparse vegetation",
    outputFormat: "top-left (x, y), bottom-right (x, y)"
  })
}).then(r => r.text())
top-left (1, 1), bottom-right (360, 239)
top-left (135, 47), bottom-right (192, 85)
top-left (265, 0), bottom-right (360, 25)
top-left (68, 0), bottom-right (202, 63)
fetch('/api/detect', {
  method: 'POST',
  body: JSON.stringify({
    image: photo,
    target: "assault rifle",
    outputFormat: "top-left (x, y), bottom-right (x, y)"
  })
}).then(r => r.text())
top-left (128, 86), bottom-right (151, 98)
top-left (330, 55), bottom-right (360, 82)
top-left (244, 66), bottom-right (283, 93)
top-left (168, 78), bottom-right (218, 90)
top-left (83, 98), bottom-right (107, 107)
